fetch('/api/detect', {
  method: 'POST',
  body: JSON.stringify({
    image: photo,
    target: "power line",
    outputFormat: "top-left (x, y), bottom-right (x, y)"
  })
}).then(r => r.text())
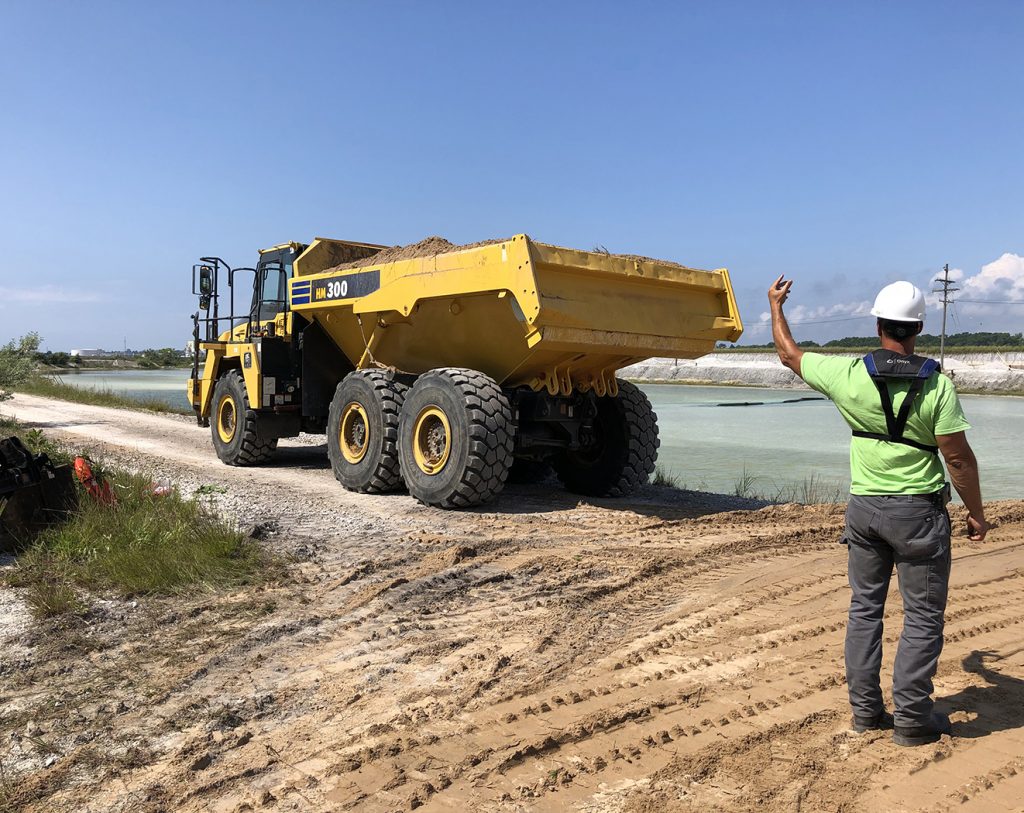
top-left (746, 290), bottom-right (1024, 335)
top-left (790, 314), bottom-right (871, 325)
top-left (746, 313), bottom-right (870, 331)
top-left (957, 298), bottom-right (1024, 305)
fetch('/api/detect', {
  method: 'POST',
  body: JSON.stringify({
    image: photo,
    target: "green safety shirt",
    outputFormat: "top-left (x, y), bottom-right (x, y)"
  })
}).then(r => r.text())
top-left (800, 352), bottom-right (971, 495)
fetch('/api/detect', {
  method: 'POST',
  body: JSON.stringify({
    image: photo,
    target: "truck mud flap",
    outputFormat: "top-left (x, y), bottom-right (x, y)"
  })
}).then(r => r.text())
top-left (300, 321), bottom-right (354, 419)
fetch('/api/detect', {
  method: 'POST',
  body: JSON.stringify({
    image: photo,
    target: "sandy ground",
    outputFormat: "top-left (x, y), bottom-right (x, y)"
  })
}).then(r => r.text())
top-left (1, 393), bottom-right (1023, 813)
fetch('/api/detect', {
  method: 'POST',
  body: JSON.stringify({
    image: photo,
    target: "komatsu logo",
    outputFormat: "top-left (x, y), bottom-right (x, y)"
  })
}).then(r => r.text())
top-left (311, 269), bottom-right (381, 303)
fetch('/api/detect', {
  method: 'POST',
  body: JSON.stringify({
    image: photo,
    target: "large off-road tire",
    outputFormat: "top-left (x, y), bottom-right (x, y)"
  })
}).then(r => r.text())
top-left (210, 370), bottom-right (278, 466)
top-left (553, 379), bottom-right (659, 497)
top-left (327, 370), bottom-right (409, 493)
top-left (398, 368), bottom-right (513, 509)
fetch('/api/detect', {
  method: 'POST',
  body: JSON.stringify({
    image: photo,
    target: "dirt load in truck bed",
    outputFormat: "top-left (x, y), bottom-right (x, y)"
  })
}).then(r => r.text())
top-left (325, 235), bottom-right (692, 273)
top-left (327, 236), bottom-right (508, 271)
top-left (2, 392), bottom-right (1023, 813)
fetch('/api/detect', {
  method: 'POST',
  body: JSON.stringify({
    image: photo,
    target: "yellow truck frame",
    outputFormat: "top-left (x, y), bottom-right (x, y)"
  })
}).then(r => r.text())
top-left (188, 235), bottom-right (742, 508)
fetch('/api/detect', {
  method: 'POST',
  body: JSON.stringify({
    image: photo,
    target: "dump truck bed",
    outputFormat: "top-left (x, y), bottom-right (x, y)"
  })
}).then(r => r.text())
top-left (290, 234), bottom-right (742, 396)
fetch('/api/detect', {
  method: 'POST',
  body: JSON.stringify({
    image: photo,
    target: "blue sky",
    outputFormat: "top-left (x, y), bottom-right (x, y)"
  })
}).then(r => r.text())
top-left (1, 1), bottom-right (1021, 349)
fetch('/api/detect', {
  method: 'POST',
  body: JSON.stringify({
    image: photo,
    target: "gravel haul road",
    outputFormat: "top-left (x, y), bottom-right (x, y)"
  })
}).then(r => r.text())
top-left (2, 393), bottom-right (1023, 813)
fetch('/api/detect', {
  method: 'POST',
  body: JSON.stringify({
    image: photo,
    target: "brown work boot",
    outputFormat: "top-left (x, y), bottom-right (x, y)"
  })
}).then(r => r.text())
top-left (893, 712), bottom-right (952, 746)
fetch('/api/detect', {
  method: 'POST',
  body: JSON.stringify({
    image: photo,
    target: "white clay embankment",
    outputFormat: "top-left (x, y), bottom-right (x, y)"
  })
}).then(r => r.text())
top-left (624, 351), bottom-right (1024, 392)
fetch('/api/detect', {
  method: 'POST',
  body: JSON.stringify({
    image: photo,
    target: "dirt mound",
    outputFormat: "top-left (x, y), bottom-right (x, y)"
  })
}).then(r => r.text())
top-left (606, 252), bottom-right (688, 270)
top-left (328, 236), bottom-right (508, 272)
top-left (328, 235), bottom-right (692, 273)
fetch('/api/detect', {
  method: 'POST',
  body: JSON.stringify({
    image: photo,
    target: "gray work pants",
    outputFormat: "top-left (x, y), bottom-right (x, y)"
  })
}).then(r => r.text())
top-left (843, 494), bottom-right (951, 727)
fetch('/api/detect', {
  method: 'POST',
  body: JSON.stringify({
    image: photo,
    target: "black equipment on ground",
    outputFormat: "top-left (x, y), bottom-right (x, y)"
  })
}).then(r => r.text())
top-left (0, 437), bottom-right (78, 552)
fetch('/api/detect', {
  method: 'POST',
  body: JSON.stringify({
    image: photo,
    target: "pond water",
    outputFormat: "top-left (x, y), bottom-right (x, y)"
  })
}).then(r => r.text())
top-left (57, 368), bottom-right (193, 409)
top-left (55, 370), bottom-right (1022, 501)
top-left (644, 384), bottom-right (1021, 502)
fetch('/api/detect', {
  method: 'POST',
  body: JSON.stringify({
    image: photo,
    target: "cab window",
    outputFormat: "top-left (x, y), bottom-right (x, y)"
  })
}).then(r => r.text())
top-left (254, 260), bottom-right (292, 322)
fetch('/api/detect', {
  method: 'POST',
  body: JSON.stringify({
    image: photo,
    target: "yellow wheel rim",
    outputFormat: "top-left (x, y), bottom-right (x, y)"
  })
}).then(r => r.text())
top-left (340, 402), bottom-right (370, 464)
top-left (412, 406), bottom-right (451, 475)
top-left (216, 395), bottom-right (237, 443)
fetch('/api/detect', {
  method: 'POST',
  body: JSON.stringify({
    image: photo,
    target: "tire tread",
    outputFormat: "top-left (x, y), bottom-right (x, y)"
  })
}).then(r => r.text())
top-left (329, 370), bottom-right (409, 493)
top-left (401, 367), bottom-right (513, 509)
top-left (213, 370), bottom-right (277, 466)
top-left (553, 379), bottom-right (659, 497)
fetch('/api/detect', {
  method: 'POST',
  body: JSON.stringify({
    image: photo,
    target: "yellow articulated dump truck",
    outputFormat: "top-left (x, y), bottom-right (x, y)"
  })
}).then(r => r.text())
top-left (187, 235), bottom-right (743, 509)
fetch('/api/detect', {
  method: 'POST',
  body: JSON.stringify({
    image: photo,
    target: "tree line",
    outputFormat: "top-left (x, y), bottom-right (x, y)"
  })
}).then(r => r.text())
top-left (35, 347), bottom-right (187, 368)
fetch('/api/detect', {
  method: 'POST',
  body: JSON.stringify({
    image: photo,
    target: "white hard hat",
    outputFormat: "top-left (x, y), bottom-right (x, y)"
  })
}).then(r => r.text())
top-left (870, 281), bottom-right (926, 322)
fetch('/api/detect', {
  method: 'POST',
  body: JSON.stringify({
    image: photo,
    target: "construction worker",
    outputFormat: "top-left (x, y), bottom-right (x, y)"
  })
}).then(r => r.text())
top-left (768, 276), bottom-right (988, 747)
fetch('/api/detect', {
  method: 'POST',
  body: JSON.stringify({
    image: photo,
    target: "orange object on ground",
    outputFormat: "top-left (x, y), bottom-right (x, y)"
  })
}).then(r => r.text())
top-left (73, 457), bottom-right (116, 505)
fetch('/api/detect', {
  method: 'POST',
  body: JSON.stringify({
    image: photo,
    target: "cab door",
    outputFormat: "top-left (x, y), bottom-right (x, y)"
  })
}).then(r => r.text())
top-left (250, 245), bottom-right (301, 338)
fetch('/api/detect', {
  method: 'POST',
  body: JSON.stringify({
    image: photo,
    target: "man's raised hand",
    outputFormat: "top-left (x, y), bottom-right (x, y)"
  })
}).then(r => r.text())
top-left (768, 275), bottom-right (793, 308)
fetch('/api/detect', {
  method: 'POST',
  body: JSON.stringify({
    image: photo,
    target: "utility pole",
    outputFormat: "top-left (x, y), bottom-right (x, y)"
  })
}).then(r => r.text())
top-left (932, 264), bottom-right (959, 369)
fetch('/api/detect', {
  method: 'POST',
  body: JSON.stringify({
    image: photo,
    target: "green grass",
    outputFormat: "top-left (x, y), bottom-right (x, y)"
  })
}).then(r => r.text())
top-left (16, 374), bottom-right (190, 415)
top-left (1, 417), bottom-right (279, 619)
top-left (732, 466), bottom-right (758, 498)
top-left (790, 472), bottom-right (844, 504)
top-left (732, 468), bottom-right (843, 504)
top-left (8, 470), bottom-right (277, 616)
top-left (652, 465), bottom-right (684, 489)
top-left (21, 580), bottom-right (85, 618)
top-left (0, 415), bottom-right (64, 460)
top-left (654, 463), bottom-right (840, 503)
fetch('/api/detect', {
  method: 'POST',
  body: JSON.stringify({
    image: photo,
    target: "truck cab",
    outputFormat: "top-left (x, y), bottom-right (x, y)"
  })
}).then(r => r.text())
top-left (251, 244), bottom-right (298, 327)
top-left (187, 238), bottom-right (386, 464)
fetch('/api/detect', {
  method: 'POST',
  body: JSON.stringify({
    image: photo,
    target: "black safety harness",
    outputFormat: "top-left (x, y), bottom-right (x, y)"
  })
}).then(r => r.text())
top-left (851, 349), bottom-right (941, 455)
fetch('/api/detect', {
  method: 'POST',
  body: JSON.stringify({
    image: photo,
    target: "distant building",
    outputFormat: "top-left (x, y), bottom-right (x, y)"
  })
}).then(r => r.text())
top-left (70, 348), bottom-right (118, 358)
top-left (70, 347), bottom-right (189, 359)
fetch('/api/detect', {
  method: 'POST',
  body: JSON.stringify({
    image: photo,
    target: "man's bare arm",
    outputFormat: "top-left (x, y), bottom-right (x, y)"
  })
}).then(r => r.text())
top-left (936, 431), bottom-right (988, 541)
top-left (768, 275), bottom-right (804, 375)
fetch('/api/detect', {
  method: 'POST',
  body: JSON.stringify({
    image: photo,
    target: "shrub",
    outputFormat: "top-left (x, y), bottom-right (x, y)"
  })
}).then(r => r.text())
top-left (0, 333), bottom-right (41, 401)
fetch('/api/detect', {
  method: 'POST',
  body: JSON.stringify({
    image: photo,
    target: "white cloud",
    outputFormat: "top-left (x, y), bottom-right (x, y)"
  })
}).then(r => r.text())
top-left (746, 253), bottom-right (1024, 340)
top-left (757, 298), bottom-right (871, 325)
top-left (922, 252), bottom-right (1024, 323)
top-left (960, 252), bottom-right (1024, 300)
top-left (0, 285), bottom-right (103, 305)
